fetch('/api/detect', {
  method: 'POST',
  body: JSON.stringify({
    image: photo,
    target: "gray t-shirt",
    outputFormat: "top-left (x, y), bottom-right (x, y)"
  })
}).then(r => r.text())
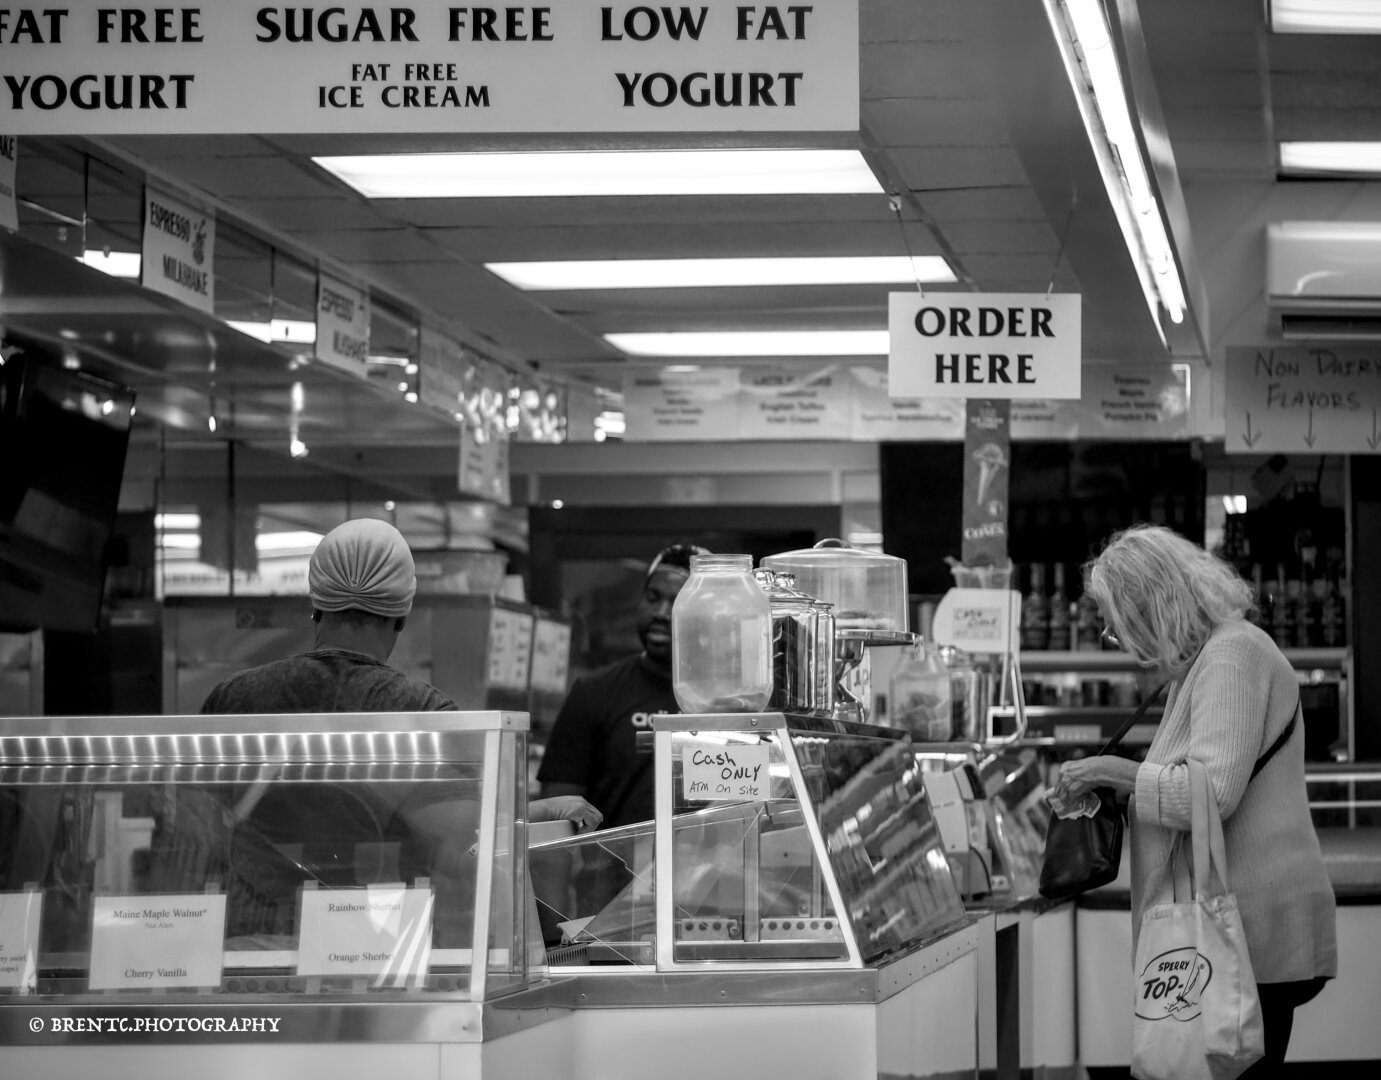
top-left (199, 648), bottom-right (455, 714)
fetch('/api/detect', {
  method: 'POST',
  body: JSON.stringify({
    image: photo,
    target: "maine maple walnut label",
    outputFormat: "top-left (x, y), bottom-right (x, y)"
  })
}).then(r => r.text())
top-left (0, 1), bottom-right (857, 134)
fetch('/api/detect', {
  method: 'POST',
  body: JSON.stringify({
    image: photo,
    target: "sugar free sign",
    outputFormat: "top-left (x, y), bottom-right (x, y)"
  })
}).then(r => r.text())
top-left (888, 293), bottom-right (1082, 401)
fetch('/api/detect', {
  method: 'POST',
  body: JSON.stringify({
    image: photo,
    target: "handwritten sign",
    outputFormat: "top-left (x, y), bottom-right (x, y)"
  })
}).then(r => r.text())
top-left (141, 185), bottom-right (215, 315)
top-left (315, 272), bottom-right (371, 379)
top-left (888, 293), bottom-right (1082, 400)
top-left (0, 891), bottom-right (40, 992)
top-left (89, 894), bottom-right (227, 990)
top-left (1225, 345), bottom-right (1381, 454)
top-left (682, 741), bottom-right (772, 802)
top-left (0, 1), bottom-right (858, 136)
top-left (298, 886), bottom-right (433, 985)
top-left (488, 606), bottom-right (535, 691)
top-left (931, 589), bottom-right (1021, 656)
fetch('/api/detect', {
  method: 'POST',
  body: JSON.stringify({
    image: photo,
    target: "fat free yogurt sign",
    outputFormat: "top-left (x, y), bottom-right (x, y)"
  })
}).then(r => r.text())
top-left (888, 292), bottom-right (1082, 401)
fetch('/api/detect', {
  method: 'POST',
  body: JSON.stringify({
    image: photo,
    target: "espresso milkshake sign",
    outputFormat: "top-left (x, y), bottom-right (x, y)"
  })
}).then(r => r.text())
top-left (888, 293), bottom-right (1082, 400)
top-left (141, 184), bottom-right (215, 315)
top-left (0, 2), bottom-right (858, 135)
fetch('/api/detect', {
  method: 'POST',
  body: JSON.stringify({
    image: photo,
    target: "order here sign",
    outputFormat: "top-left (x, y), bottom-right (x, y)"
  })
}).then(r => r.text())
top-left (888, 293), bottom-right (1082, 400)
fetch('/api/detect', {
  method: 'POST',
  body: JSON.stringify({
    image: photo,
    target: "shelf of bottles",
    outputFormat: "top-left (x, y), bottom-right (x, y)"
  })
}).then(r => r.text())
top-left (1004, 561), bottom-right (1349, 750)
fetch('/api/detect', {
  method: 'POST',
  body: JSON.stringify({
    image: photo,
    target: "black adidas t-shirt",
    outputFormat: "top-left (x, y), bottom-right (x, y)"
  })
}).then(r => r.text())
top-left (537, 653), bottom-right (678, 829)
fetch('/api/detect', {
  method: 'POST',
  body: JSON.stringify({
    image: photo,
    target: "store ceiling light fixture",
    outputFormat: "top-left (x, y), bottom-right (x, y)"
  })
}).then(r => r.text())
top-left (486, 255), bottom-right (955, 291)
top-left (312, 149), bottom-right (885, 198)
top-left (1279, 141), bottom-right (1381, 176)
top-left (1268, 0), bottom-right (1381, 33)
top-left (1046, 0), bottom-right (1187, 340)
top-left (605, 330), bottom-right (890, 357)
top-left (80, 250), bottom-right (141, 278)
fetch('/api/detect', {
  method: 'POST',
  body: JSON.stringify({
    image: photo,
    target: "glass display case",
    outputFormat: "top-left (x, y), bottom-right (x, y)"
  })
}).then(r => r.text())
top-left (0, 711), bottom-right (541, 1005)
top-left (530, 712), bottom-right (967, 972)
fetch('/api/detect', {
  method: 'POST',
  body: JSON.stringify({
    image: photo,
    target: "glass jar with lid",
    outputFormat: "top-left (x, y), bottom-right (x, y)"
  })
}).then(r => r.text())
top-left (672, 554), bottom-right (773, 713)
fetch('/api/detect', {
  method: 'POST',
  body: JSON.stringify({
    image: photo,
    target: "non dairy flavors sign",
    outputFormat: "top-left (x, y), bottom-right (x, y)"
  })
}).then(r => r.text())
top-left (0, 1), bottom-right (859, 135)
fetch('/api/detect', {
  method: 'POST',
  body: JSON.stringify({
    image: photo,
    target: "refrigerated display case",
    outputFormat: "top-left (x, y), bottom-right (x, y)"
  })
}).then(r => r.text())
top-left (0, 710), bottom-right (567, 1079)
top-left (524, 712), bottom-right (989, 1080)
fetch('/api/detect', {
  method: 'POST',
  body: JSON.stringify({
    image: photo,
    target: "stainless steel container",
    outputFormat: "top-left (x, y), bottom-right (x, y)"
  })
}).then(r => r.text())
top-left (753, 569), bottom-right (836, 714)
top-left (939, 645), bottom-right (991, 744)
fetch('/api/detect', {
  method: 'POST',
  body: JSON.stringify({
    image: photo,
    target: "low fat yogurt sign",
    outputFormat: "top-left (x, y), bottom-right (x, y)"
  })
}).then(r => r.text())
top-left (888, 292), bottom-right (1082, 401)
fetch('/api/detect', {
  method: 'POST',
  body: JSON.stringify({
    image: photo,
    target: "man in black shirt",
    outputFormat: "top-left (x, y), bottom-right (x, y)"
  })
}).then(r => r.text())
top-left (537, 543), bottom-right (709, 829)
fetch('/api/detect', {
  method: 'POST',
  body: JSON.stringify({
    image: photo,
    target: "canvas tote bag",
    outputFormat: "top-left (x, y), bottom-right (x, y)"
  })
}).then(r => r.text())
top-left (1131, 759), bottom-right (1264, 1080)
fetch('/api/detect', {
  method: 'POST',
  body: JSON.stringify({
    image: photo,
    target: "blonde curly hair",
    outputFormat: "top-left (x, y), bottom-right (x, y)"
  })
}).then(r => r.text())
top-left (1082, 524), bottom-right (1256, 676)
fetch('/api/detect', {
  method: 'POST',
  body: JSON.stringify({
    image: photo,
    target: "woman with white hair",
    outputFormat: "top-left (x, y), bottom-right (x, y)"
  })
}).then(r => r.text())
top-left (1052, 524), bottom-right (1335, 1076)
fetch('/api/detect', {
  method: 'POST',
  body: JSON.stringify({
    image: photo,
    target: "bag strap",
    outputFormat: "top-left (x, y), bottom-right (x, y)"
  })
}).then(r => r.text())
top-left (1095, 682), bottom-right (1167, 756)
top-left (1250, 695), bottom-right (1300, 780)
top-left (1189, 759), bottom-right (1232, 899)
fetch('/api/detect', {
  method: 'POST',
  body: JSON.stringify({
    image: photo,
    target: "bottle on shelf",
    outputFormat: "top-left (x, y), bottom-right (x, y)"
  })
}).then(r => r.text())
top-left (1250, 563), bottom-right (1270, 633)
top-left (1019, 563), bottom-right (1049, 652)
top-left (1321, 565), bottom-right (1346, 648)
top-left (1075, 587), bottom-right (1101, 650)
top-left (1047, 563), bottom-right (1071, 652)
top-left (1270, 563), bottom-right (1291, 649)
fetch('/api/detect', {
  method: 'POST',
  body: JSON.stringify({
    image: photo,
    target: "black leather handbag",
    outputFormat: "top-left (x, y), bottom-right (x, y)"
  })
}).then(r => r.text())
top-left (1038, 686), bottom-right (1165, 901)
top-left (1037, 686), bottom-right (1300, 901)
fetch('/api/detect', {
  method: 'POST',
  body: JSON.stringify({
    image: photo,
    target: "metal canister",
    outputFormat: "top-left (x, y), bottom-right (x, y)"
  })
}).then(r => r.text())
top-left (753, 569), bottom-right (836, 714)
top-left (939, 645), bottom-right (991, 744)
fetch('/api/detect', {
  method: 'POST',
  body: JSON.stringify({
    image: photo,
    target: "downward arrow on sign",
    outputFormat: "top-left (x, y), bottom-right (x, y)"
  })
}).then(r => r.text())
top-left (1369, 408), bottom-right (1380, 451)
top-left (1243, 412), bottom-right (1262, 448)
top-left (1304, 408), bottom-right (1316, 449)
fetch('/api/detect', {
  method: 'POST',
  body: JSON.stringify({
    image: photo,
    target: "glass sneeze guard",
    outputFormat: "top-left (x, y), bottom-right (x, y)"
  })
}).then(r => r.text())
top-left (0, 711), bottom-right (539, 1003)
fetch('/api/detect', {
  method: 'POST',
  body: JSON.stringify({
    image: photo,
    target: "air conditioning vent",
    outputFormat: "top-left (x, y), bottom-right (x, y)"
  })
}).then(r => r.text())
top-left (1279, 312), bottom-right (1381, 341)
top-left (1267, 222), bottom-right (1381, 339)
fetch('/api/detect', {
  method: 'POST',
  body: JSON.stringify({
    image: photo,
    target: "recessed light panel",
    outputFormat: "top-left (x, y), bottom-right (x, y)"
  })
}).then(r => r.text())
top-left (486, 256), bottom-right (953, 290)
top-left (605, 330), bottom-right (890, 357)
top-left (1280, 141), bottom-right (1381, 175)
top-left (314, 149), bottom-right (884, 198)
top-left (1269, 1), bottom-right (1381, 34)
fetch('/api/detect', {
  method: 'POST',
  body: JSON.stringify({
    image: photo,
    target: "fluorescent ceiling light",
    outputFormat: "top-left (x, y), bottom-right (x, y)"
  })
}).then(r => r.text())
top-left (226, 318), bottom-right (318, 344)
top-left (155, 513), bottom-right (201, 530)
top-left (1048, 0), bottom-right (1187, 337)
top-left (313, 149), bottom-right (884, 198)
top-left (605, 330), bottom-right (889, 357)
top-left (80, 250), bottom-right (141, 278)
top-left (256, 530), bottom-right (324, 552)
top-left (1280, 141), bottom-right (1381, 175)
top-left (1269, 1), bottom-right (1381, 33)
top-left (486, 255), bottom-right (954, 290)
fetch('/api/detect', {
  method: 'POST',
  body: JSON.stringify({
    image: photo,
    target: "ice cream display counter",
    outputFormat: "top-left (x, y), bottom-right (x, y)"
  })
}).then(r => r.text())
top-left (525, 710), bottom-right (988, 1080)
top-left (0, 707), bottom-right (998, 1079)
top-left (0, 710), bottom-right (565, 1079)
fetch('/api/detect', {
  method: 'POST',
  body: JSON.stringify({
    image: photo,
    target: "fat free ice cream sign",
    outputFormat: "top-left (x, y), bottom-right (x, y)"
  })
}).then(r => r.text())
top-left (888, 293), bottom-right (1082, 401)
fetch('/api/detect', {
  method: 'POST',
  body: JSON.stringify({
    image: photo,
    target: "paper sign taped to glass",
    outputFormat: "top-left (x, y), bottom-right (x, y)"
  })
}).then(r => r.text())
top-left (931, 588), bottom-right (1021, 657)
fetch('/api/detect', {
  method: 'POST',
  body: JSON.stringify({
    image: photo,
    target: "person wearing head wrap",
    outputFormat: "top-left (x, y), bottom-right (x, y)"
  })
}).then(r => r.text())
top-left (537, 542), bottom-right (711, 832)
top-left (199, 518), bottom-right (448, 715)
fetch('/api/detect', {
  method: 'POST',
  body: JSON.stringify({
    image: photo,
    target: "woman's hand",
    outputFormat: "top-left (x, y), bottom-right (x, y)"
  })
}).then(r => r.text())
top-left (530, 795), bottom-right (604, 832)
top-left (1053, 755), bottom-right (1141, 800)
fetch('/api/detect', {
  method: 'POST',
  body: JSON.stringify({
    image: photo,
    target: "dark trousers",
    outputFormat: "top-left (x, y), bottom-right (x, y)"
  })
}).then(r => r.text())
top-left (1237, 977), bottom-right (1329, 1079)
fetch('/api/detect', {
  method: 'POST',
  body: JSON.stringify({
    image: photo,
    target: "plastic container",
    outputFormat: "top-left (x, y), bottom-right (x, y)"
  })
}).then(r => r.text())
top-left (672, 554), bottom-right (773, 713)
top-left (760, 539), bottom-right (908, 633)
top-left (889, 638), bottom-right (953, 742)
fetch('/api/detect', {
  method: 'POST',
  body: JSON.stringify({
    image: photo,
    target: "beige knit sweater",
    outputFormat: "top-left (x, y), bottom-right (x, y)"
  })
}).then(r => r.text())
top-left (1131, 620), bottom-right (1337, 985)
